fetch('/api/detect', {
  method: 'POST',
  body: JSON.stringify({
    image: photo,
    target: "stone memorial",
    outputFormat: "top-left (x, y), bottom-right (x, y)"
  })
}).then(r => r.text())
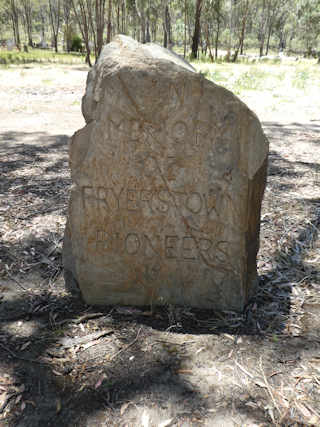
top-left (63, 35), bottom-right (269, 311)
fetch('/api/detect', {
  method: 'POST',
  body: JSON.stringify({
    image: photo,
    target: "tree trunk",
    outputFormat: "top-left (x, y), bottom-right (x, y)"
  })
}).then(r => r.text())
top-left (191, 0), bottom-right (203, 59)
top-left (146, 21), bottom-right (150, 42)
top-left (163, 1), bottom-right (167, 48)
top-left (146, 4), bottom-right (151, 43)
top-left (140, 14), bottom-right (146, 43)
top-left (10, 0), bottom-right (21, 49)
top-left (163, 22), bottom-right (167, 48)
top-left (48, 0), bottom-right (61, 53)
top-left (205, 23), bottom-right (214, 62)
top-left (258, 0), bottom-right (267, 57)
top-left (151, 17), bottom-right (157, 42)
top-left (21, 0), bottom-right (33, 47)
top-left (183, 0), bottom-right (187, 57)
top-left (166, 4), bottom-right (172, 46)
top-left (163, 3), bottom-right (172, 48)
top-left (186, 4), bottom-right (192, 47)
top-left (215, 24), bottom-right (220, 60)
top-left (259, 38), bottom-right (265, 57)
top-left (212, 0), bottom-right (222, 60)
top-left (95, 0), bottom-right (106, 58)
top-left (40, 5), bottom-right (46, 46)
top-left (265, 23), bottom-right (273, 55)
top-left (121, 1), bottom-right (126, 33)
top-left (106, 0), bottom-right (112, 43)
top-left (117, 2), bottom-right (120, 33)
top-left (71, 0), bottom-right (92, 66)
top-left (64, 2), bottom-right (72, 52)
top-left (232, 1), bottom-right (249, 62)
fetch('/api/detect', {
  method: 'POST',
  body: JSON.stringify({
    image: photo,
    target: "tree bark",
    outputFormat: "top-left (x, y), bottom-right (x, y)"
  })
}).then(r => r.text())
top-left (63, 0), bottom-right (72, 51)
top-left (121, 1), bottom-right (126, 33)
top-left (191, 0), bottom-right (203, 59)
top-left (183, 0), bottom-right (187, 57)
top-left (214, 2), bottom-right (222, 60)
top-left (95, 0), bottom-right (106, 57)
top-left (21, 0), bottom-right (33, 47)
top-left (117, 1), bottom-right (120, 33)
top-left (205, 22), bottom-right (214, 62)
top-left (232, 0), bottom-right (249, 62)
top-left (71, 0), bottom-right (92, 66)
top-left (265, 22), bottom-right (273, 55)
top-left (135, 0), bottom-right (146, 43)
top-left (106, 0), bottom-right (112, 43)
top-left (48, 0), bottom-right (61, 53)
top-left (146, 2), bottom-right (151, 43)
top-left (163, 3), bottom-right (172, 48)
top-left (10, 0), bottom-right (21, 49)
top-left (258, 0), bottom-right (267, 57)
top-left (215, 20), bottom-right (220, 60)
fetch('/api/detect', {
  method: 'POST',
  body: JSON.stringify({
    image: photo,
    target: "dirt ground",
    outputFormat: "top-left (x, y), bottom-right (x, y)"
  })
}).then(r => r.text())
top-left (0, 64), bottom-right (320, 427)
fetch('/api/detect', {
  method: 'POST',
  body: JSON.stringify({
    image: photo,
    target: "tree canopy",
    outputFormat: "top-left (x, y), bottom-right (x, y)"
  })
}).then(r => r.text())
top-left (0, 0), bottom-right (319, 63)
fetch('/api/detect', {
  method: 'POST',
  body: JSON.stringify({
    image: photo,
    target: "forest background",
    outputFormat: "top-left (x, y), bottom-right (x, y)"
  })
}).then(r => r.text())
top-left (0, 0), bottom-right (320, 67)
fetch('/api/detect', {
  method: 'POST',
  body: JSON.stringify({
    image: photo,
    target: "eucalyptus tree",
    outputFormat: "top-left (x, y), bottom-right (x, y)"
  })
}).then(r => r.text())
top-left (191, 0), bottom-right (203, 58)
top-left (63, 0), bottom-right (72, 51)
top-left (231, 0), bottom-right (251, 61)
top-left (9, 0), bottom-right (21, 48)
top-left (297, 0), bottom-right (320, 55)
top-left (162, 0), bottom-right (173, 47)
top-left (71, 0), bottom-right (106, 65)
top-left (48, 0), bottom-right (61, 52)
top-left (106, 0), bottom-right (111, 43)
top-left (135, 0), bottom-right (148, 43)
top-left (20, 0), bottom-right (35, 46)
top-left (202, 0), bottom-right (225, 60)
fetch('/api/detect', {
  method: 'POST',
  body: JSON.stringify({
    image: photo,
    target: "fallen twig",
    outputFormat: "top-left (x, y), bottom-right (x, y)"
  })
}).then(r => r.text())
top-left (260, 357), bottom-right (281, 415)
top-left (55, 312), bottom-right (107, 326)
top-left (235, 360), bottom-right (254, 379)
top-left (58, 329), bottom-right (113, 348)
top-left (109, 328), bottom-right (142, 361)
top-left (0, 342), bottom-right (47, 364)
top-left (0, 392), bottom-right (17, 414)
top-left (7, 272), bottom-right (29, 292)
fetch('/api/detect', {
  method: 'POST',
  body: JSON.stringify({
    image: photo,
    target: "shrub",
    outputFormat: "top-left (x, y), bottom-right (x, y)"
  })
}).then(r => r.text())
top-left (70, 35), bottom-right (82, 52)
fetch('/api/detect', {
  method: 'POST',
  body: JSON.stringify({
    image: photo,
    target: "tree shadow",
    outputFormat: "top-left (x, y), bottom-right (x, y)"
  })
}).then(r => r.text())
top-left (0, 290), bottom-right (210, 426)
top-left (1, 123), bottom-right (320, 425)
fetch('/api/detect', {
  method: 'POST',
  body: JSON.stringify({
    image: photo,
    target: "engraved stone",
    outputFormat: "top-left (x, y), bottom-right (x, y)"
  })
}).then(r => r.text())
top-left (63, 35), bottom-right (269, 311)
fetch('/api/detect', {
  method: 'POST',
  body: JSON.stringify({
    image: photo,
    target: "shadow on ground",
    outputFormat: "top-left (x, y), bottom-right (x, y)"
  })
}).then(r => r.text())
top-left (0, 124), bottom-right (319, 425)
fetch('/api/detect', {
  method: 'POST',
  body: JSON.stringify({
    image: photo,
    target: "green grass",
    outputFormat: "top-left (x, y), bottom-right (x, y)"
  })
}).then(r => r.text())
top-left (0, 48), bottom-right (88, 66)
top-left (233, 67), bottom-right (268, 91)
top-left (192, 58), bottom-right (320, 118)
top-left (41, 78), bottom-right (53, 85)
top-left (293, 68), bottom-right (310, 89)
top-left (193, 59), bottom-right (320, 94)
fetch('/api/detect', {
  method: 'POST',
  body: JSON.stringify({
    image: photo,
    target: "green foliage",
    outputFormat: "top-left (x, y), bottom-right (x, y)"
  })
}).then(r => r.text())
top-left (233, 67), bottom-right (268, 91)
top-left (193, 57), bottom-right (320, 120)
top-left (201, 67), bottom-right (228, 82)
top-left (0, 0), bottom-right (320, 66)
top-left (0, 48), bottom-right (87, 66)
top-left (70, 35), bottom-right (82, 52)
top-left (293, 68), bottom-right (310, 88)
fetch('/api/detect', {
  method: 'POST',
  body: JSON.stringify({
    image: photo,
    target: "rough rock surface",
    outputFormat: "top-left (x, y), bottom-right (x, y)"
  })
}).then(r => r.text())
top-left (63, 35), bottom-right (269, 311)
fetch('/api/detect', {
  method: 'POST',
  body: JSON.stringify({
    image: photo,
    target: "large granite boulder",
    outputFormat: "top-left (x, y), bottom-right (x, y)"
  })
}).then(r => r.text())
top-left (63, 35), bottom-right (268, 311)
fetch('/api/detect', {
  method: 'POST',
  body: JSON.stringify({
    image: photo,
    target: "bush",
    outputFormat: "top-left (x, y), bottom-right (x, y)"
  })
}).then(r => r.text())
top-left (70, 35), bottom-right (82, 52)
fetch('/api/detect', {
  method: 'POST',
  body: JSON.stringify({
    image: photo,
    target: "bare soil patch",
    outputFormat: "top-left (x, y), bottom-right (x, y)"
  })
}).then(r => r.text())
top-left (0, 65), bottom-right (320, 427)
